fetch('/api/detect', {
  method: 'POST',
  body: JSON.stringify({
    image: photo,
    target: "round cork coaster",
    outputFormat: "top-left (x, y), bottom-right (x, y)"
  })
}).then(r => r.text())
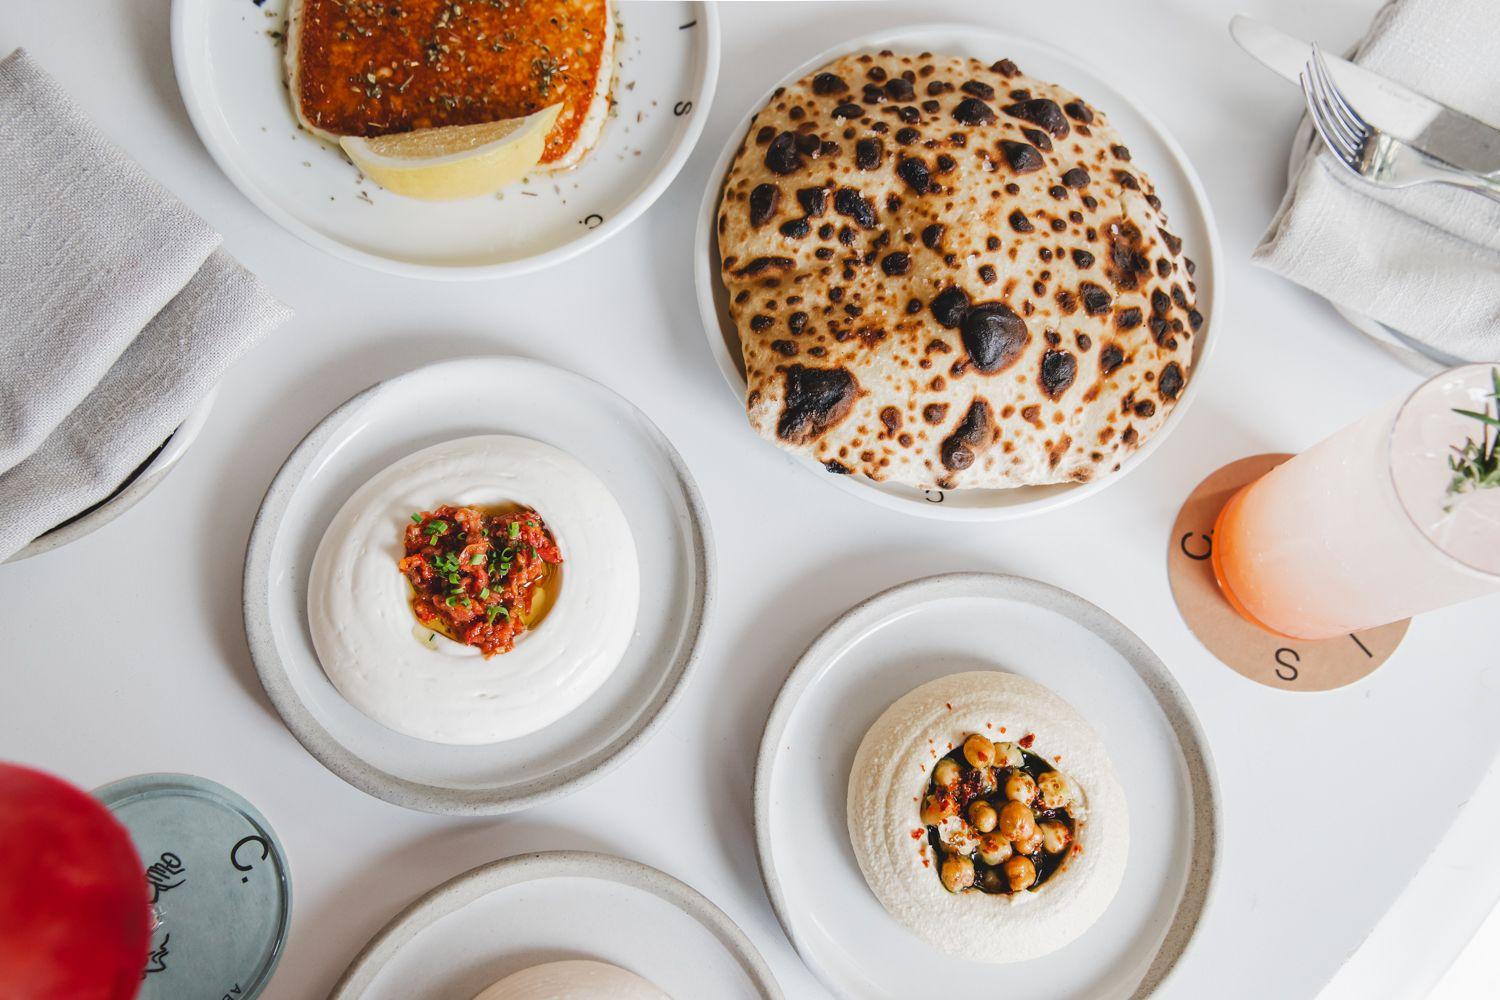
top-left (1168, 454), bottom-right (1409, 692)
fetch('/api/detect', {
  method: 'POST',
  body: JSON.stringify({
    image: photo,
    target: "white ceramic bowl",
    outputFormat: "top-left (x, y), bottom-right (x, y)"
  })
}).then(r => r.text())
top-left (694, 23), bottom-right (1222, 521)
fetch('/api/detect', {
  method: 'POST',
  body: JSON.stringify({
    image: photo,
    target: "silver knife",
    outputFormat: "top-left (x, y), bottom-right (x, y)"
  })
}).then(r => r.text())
top-left (1230, 13), bottom-right (1500, 176)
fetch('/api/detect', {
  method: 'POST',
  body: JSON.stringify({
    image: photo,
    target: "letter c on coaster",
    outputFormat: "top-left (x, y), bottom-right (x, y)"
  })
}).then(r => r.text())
top-left (1168, 454), bottom-right (1408, 691)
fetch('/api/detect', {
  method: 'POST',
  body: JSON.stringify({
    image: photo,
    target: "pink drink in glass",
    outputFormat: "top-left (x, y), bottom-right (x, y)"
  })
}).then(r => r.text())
top-left (1211, 365), bottom-right (1500, 640)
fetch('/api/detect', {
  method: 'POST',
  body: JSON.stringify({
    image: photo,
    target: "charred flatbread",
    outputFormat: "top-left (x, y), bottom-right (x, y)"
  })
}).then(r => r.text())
top-left (717, 50), bottom-right (1201, 490)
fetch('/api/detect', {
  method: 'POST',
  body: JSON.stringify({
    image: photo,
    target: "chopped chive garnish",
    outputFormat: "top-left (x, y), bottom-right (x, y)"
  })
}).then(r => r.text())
top-left (470, 552), bottom-right (485, 565)
top-left (445, 595), bottom-right (458, 606)
top-left (508, 522), bottom-right (521, 539)
top-left (410, 513), bottom-right (422, 523)
top-left (479, 587), bottom-right (490, 599)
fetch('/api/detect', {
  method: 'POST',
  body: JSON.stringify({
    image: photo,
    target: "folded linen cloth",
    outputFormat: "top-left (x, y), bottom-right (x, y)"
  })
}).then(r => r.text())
top-left (1253, 0), bottom-right (1500, 367)
top-left (0, 49), bottom-right (291, 559)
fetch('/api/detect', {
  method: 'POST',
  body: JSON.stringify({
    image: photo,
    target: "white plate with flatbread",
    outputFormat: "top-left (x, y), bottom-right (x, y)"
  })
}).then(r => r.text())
top-left (172, 0), bottom-right (718, 278)
top-left (694, 24), bottom-right (1221, 520)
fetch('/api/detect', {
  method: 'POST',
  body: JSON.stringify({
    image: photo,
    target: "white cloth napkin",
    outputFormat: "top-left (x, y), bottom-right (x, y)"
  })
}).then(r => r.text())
top-left (1253, 0), bottom-right (1500, 367)
top-left (0, 48), bottom-right (291, 559)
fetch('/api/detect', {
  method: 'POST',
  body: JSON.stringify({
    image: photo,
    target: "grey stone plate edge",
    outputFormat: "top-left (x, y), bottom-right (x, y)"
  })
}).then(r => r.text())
top-left (241, 356), bottom-right (715, 815)
top-left (327, 849), bottom-right (782, 999)
top-left (752, 572), bottom-right (1221, 999)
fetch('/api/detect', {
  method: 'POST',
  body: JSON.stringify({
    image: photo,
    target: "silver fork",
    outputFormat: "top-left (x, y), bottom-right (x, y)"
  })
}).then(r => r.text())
top-left (1301, 44), bottom-right (1500, 201)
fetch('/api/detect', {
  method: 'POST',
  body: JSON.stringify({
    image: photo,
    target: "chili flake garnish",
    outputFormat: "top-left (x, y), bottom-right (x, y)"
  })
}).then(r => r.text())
top-left (398, 504), bottom-right (562, 656)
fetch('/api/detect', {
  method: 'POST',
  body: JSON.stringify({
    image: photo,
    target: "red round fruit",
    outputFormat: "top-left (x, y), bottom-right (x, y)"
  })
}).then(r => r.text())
top-left (0, 763), bottom-right (149, 1000)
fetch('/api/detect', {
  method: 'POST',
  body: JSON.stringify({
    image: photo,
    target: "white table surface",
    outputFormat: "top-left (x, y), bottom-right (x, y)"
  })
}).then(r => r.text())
top-left (4, 1), bottom-right (1499, 997)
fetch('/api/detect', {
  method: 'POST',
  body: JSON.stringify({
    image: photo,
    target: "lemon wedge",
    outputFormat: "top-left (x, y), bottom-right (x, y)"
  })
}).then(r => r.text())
top-left (340, 105), bottom-right (561, 201)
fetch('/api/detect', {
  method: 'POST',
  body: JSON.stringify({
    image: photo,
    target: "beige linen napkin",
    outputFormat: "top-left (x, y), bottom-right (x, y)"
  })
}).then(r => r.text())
top-left (0, 49), bottom-right (292, 558)
top-left (1253, 0), bottom-right (1500, 366)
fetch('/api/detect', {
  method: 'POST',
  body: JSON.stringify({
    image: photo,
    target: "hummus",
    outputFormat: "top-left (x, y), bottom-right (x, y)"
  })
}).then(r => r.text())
top-left (472, 960), bottom-right (667, 1000)
top-left (308, 435), bottom-right (639, 745)
top-left (847, 671), bottom-right (1128, 962)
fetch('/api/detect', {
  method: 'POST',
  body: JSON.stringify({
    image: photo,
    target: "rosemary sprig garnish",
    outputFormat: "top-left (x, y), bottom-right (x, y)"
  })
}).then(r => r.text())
top-left (1446, 367), bottom-right (1500, 509)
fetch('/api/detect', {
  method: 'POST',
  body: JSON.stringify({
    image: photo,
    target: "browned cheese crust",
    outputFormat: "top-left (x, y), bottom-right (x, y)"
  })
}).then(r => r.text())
top-left (717, 51), bottom-right (1201, 490)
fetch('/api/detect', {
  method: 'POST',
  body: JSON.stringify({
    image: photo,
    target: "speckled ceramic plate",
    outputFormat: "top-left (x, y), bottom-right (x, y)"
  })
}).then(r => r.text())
top-left (330, 851), bottom-right (780, 999)
top-left (243, 357), bottom-right (712, 814)
top-left (755, 573), bottom-right (1219, 999)
top-left (172, 0), bottom-right (719, 278)
top-left (693, 24), bottom-right (1221, 521)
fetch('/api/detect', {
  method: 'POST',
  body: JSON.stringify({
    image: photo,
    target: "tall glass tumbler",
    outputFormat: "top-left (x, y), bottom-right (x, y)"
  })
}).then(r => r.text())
top-left (1211, 364), bottom-right (1500, 640)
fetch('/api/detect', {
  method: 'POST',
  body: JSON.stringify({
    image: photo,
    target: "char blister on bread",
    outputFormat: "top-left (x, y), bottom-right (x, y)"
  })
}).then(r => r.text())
top-left (717, 50), bottom-right (1201, 490)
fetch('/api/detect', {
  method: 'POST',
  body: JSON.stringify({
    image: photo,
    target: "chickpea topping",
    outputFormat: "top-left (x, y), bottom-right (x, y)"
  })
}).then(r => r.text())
top-left (993, 741), bottom-right (1025, 767)
top-left (1012, 828), bottom-right (1044, 856)
top-left (1003, 854), bottom-right (1037, 892)
top-left (1004, 770), bottom-right (1037, 805)
top-left (1037, 770), bottom-right (1073, 810)
top-left (932, 758), bottom-right (962, 789)
top-left (922, 732), bottom-right (1087, 898)
top-left (936, 814), bottom-right (981, 856)
top-left (962, 733), bottom-right (996, 769)
top-left (976, 833), bottom-right (1013, 866)
top-left (920, 793), bottom-right (955, 827)
top-left (940, 854), bottom-right (976, 893)
top-left (1039, 820), bottom-right (1072, 855)
top-left (997, 800), bottom-right (1036, 842)
top-left (967, 800), bottom-right (998, 833)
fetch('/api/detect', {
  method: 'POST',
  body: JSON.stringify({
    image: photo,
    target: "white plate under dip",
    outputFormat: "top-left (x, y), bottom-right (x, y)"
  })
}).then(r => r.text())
top-left (330, 851), bottom-right (780, 1000)
top-left (693, 24), bottom-right (1221, 521)
top-left (755, 573), bottom-right (1218, 999)
top-left (172, 0), bottom-right (719, 279)
top-left (244, 357), bottom-right (712, 814)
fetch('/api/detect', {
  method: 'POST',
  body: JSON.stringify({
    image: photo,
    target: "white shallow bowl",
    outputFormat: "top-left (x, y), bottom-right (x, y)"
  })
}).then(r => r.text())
top-left (243, 357), bottom-right (712, 814)
top-left (331, 851), bottom-right (780, 999)
top-left (755, 573), bottom-right (1219, 999)
top-left (172, 0), bottom-right (719, 279)
top-left (7, 389), bottom-right (219, 563)
top-left (694, 24), bottom-right (1221, 521)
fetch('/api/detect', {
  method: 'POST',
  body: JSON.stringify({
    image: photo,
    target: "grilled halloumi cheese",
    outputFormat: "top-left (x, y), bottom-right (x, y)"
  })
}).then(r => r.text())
top-left (285, 0), bottom-right (615, 171)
